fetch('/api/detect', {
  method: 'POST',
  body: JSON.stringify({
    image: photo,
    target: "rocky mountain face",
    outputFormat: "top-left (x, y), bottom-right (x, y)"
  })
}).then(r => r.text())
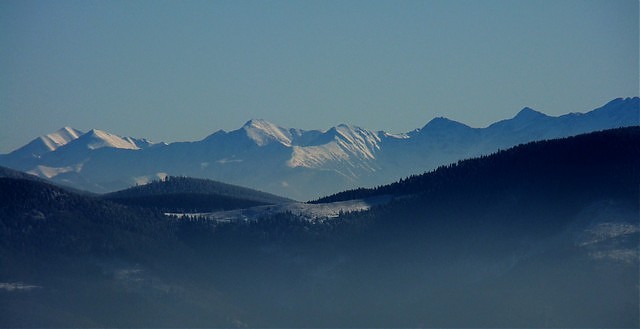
top-left (1, 97), bottom-right (638, 200)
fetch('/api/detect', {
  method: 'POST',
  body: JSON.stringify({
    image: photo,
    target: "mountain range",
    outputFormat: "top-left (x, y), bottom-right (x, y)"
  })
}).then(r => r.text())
top-left (1, 97), bottom-right (638, 200)
top-left (1, 127), bottom-right (638, 327)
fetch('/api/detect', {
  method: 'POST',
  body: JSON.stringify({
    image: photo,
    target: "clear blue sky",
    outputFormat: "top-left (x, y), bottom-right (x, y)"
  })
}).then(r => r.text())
top-left (1, 0), bottom-right (638, 153)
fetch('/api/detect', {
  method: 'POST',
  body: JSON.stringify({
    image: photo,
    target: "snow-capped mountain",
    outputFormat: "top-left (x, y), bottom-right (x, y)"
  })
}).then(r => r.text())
top-left (1, 97), bottom-right (638, 200)
top-left (9, 127), bottom-right (157, 158)
top-left (8, 126), bottom-right (83, 159)
top-left (0, 128), bottom-right (160, 181)
top-left (241, 119), bottom-right (296, 147)
top-left (73, 129), bottom-right (148, 150)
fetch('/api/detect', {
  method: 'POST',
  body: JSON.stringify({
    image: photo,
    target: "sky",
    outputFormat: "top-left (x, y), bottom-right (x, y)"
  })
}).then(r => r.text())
top-left (1, 0), bottom-right (638, 153)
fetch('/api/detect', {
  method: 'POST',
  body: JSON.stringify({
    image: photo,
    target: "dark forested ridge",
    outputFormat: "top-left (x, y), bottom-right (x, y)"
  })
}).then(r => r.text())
top-left (313, 126), bottom-right (640, 203)
top-left (103, 175), bottom-right (293, 212)
top-left (1, 127), bottom-right (638, 327)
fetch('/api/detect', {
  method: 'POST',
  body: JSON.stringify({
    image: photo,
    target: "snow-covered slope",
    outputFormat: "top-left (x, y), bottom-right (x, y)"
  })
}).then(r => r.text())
top-left (75, 129), bottom-right (142, 150)
top-left (1, 97), bottom-right (638, 200)
top-left (169, 195), bottom-right (394, 222)
top-left (40, 126), bottom-right (84, 151)
top-left (288, 125), bottom-right (384, 177)
top-left (242, 119), bottom-right (295, 147)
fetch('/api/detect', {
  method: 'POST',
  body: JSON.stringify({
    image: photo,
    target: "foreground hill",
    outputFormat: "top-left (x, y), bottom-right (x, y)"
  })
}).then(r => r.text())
top-left (103, 176), bottom-right (294, 212)
top-left (1, 127), bottom-right (638, 327)
top-left (1, 97), bottom-right (637, 200)
top-left (0, 177), bottom-right (232, 326)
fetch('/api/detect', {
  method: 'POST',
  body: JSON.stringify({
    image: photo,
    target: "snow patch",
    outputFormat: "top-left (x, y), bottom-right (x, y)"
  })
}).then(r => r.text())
top-left (133, 172), bottom-right (168, 186)
top-left (0, 282), bottom-right (41, 292)
top-left (29, 164), bottom-right (82, 178)
top-left (217, 158), bottom-right (243, 164)
top-left (168, 195), bottom-right (393, 222)
top-left (383, 132), bottom-right (410, 139)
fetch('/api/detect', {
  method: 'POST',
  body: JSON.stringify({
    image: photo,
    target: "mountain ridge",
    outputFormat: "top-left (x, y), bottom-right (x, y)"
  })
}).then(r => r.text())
top-left (1, 97), bottom-right (638, 200)
top-left (8, 97), bottom-right (638, 155)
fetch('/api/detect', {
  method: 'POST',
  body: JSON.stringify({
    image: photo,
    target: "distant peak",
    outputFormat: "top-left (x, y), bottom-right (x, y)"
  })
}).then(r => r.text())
top-left (202, 129), bottom-right (226, 141)
top-left (427, 116), bottom-right (454, 123)
top-left (49, 126), bottom-right (82, 136)
top-left (32, 126), bottom-right (84, 152)
top-left (422, 116), bottom-right (468, 130)
top-left (78, 128), bottom-right (141, 150)
top-left (57, 126), bottom-right (79, 133)
top-left (603, 96), bottom-right (639, 107)
top-left (85, 128), bottom-right (113, 139)
top-left (86, 128), bottom-right (115, 136)
top-left (243, 118), bottom-right (274, 128)
top-left (241, 119), bottom-right (292, 146)
top-left (511, 107), bottom-right (548, 122)
top-left (335, 123), bottom-right (359, 131)
top-left (46, 126), bottom-right (83, 139)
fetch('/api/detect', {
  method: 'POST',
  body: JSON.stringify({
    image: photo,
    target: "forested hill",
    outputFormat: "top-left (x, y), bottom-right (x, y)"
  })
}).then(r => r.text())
top-left (0, 177), bottom-right (174, 258)
top-left (103, 176), bottom-right (294, 212)
top-left (0, 165), bottom-right (95, 196)
top-left (313, 127), bottom-right (640, 204)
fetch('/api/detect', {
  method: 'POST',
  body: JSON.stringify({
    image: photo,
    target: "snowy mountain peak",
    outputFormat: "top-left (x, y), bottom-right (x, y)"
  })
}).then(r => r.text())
top-left (242, 119), bottom-right (293, 146)
top-left (78, 129), bottom-right (141, 150)
top-left (243, 118), bottom-right (273, 127)
top-left (57, 126), bottom-right (82, 137)
top-left (39, 126), bottom-right (84, 151)
top-left (7, 126), bottom-right (84, 158)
